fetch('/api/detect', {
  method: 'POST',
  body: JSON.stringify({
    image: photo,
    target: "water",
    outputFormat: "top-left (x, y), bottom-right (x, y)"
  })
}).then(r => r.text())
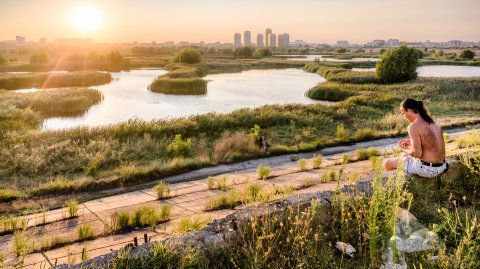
top-left (281, 55), bottom-right (380, 62)
top-left (352, 65), bottom-right (480, 77)
top-left (40, 68), bottom-right (326, 130)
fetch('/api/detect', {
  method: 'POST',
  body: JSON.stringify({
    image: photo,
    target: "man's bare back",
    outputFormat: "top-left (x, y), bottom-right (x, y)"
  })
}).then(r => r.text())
top-left (408, 120), bottom-right (445, 163)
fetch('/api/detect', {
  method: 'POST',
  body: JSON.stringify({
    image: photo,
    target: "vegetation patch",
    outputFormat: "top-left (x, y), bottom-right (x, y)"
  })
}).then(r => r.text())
top-left (0, 71), bottom-right (111, 90)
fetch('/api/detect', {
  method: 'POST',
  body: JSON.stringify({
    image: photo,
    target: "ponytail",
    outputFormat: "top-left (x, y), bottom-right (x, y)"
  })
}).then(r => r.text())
top-left (401, 99), bottom-right (434, 124)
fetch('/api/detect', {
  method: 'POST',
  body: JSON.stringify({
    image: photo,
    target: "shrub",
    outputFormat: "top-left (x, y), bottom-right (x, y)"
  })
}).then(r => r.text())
top-left (65, 199), bottom-right (79, 218)
top-left (335, 123), bottom-right (349, 141)
top-left (159, 204), bottom-right (172, 221)
top-left (257, 164), bottom-right (271, 180)
top-left (168, 134), bottom-right (192, 158)
top-left (77, 225), bottom-right (94, 241)
top-left (112, 211), bottom-right (131, 231)
top-left (214, 132), bottom-right (262, 162)
top-left (307, 85), bottom-right (356, 101)
top-left (356, 147), bottom-right (381, 160)
top-left (312, 154), bottom-right (323, 169)
top-left (30, 52), bottom-right (48, 64)
top-left (459, 49), bottom-right (475, 60)
top-left (132, 207), bottom-right (159, 229)
top-left (354, 128), bottom-right (378, 140)
top-left (154, 181), bottom-right (171, 199)
top-left (172, 48), bottom-right (202, 64)
top-left (290, 154), bottom-right (298, 161)
top-left (297, 158), bottom-right (307, 171)
top-left (376, 46), bottom-right (419, 84)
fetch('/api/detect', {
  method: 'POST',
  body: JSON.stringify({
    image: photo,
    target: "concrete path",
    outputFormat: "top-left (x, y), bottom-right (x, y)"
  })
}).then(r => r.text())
top-left (1, 128), bottom-right (476, 268)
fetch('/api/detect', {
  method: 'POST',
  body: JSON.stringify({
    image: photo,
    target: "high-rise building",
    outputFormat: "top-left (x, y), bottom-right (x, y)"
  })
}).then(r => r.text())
top-left (244, 31), bottom-right (251, 46)
top-left (234, 33), bottom-right (242, 47)
top-left (265, 28), bottom-right (272, 47)
top-left (16, 36), bottom-right (25, 44)
top-left (269, 33), bottom-right (276, 48)
top-left (278, 33), bottom-right (290, 48)
top-left (257, 33), bottom-right (264, 47)
top-left (39, 38), bottom-right (47, 44)
top-left (386, 39), bottom-right (399, 47)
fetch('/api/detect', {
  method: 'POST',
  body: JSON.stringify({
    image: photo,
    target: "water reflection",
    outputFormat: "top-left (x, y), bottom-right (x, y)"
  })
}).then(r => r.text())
top-left (41, 68), bottom-right (327, 130)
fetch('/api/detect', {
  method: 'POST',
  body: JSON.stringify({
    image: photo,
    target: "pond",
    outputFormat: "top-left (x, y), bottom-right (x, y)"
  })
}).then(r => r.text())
top-left (37, 68), bottom-right (327, 130)
top-left (352, 65), bottom-right (480, 77)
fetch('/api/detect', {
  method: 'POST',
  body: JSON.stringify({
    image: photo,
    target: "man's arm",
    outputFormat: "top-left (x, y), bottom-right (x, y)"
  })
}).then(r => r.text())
top-left (401, 125), bottom-right (423, 158)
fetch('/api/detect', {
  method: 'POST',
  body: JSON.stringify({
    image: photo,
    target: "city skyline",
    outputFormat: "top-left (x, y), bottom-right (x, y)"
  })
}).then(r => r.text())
top-left (1, 0), bottom-right (479, 44)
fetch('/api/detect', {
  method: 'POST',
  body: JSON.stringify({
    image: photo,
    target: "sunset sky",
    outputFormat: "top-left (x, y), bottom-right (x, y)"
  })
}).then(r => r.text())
top-left (1, 0), bottom-right (479, 44)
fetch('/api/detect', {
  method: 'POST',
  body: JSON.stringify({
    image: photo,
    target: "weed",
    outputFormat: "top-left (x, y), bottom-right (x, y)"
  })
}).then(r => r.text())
top-left (77, 225), bottom-right (94, 241)
top-left (207, 176), bottom-right (215, 190)
top-left (65, 199), bottom-right (79, 218)
top-left (312, 154), bottom-right (323, 169)
top-left (356, 147), bottom-right (381, 160)
top-left (112, 211), bottom-right (131, 231)
top-left (297, 158), bottom-right (307, 171)
top-left (154, 181), bottom-right (171, 199)
top-left (257, 164), bottom-right (271, 180)
top-left (217, 175), bottom-right (229, 190)
top-left (13, 230), bottom-right (34, 256)
top-left (176, 216), bottom-right (212, 234)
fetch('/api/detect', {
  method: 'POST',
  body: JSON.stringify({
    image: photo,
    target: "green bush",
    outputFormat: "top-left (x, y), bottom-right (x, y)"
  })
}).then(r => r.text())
top-left (132, 206), bottom-right (159, 229)
top-left (354, 128), bottom-right (378, 140)
top-left (168, 134), bottom-right (192, 157)
top-left (307, 85), bottom-right (356, 101)
top-left (376, 46), bottom-right (419, 84)
top-left (77, 225), bottom-right (94, 241)
top-left (172, 48), bottom-right (202, 64)
top-left (65, 199), bottom-right (79, 218)
top-left (113, 211), bottom-right (131, 231)
top-left (459, 49), bottom-right (475, 60)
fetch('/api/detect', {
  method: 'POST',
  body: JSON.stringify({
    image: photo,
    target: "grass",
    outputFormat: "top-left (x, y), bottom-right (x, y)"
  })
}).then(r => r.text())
top-left (0, 71), bottom-right (112, 90)
top-left (13, 230), bottom-right (34, 257)
top-left (77, 225), bottom-right (94, 241)
top-left (257, 164), bottom-right (271, 180)
top-left (297, 158), bottom-right (307, 171)
top-left (65, 199), bottom-right (79, 218)
top-left (0, 188), bottom-right (24, 203)
top-left (216, 175), bottom-right (229, 191)
top-left (176, 216), bottom-right (212, 234)
top-left (149, 65), bottom-right (207, 95)
top-left (153, 181), bottom-right (171, 199)
top-left (312, 154), bottom-right (323, 169)
top-left (207, 176), bottom-right (215, 190)
top-left (1, 60), bottom-right (480, 212)
top-left (356, 147), bottom-right (381, 160)
top-left (111, 205), bottom-right (172, 232)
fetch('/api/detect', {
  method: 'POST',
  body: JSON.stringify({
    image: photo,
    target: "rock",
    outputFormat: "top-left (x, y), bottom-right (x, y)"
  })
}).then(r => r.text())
top-left (335, 241), bottom-right (356, 257)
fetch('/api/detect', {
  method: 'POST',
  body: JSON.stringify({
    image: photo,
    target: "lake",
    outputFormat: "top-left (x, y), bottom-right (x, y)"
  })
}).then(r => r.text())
top-left (281, 55), bottom-right (380, 62)
top-left (38, 68), bottom-right (326, 130)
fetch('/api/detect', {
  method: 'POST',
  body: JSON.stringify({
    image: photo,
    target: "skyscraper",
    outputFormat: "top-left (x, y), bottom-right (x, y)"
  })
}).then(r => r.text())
top-left (244, 31), bottom-right (251, 46)
top-left (234, 33), bottom-right (242, 47)
top-left (278, 33), bottom-right (290, 48)
top-left (265, 28), bottom-right (272, 47)
top-left (269, 33), bottom-right (276, 48)
top-left (257, 33), bottom-right (264, 47)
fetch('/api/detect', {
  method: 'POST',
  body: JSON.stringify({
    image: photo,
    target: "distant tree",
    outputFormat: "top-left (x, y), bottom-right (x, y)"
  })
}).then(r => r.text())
top-left (376, 46), bottom-right (419, 84)
top-left (459, 49), bottom-right (475, 60)
top-left (233, 47), bottom-right (254, 58)
top-left (106, 51), bottom-right (125, 65)
top-left (29, 52), bottom-right (48, 64)
top-left (437, 50), bottom-right (444, 57)
top-left (0, 53), bottom-right (6, 65)
top-left (254, 48), bottom-right (272, 57)
top-left (336, 48), bottom-right (347, 53)
top-left (172, 47), bottom-right (202, 64)
top-left (379, 48), bottom-right (386, 54)
top-left (415, 49), bottom-right (424, 59)
top-left (355, 48), bottom-right (365, 53)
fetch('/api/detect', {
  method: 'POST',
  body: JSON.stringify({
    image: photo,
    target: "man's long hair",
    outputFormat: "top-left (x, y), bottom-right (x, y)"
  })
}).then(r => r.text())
top-left (401, 98), bottom-right (434, 124)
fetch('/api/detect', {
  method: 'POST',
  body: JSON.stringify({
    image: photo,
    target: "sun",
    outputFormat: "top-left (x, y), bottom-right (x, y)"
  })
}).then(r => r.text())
top-left (69, 6), bottom-right (102, 34)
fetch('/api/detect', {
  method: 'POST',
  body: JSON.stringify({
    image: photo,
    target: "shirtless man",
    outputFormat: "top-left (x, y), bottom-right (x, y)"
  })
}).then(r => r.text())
top-left (384, 99), bottom-right (447, 178)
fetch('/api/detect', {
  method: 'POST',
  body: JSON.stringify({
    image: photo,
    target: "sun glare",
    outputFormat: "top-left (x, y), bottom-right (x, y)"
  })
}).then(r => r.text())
top-left (69, 6), bottom-right (102, 34)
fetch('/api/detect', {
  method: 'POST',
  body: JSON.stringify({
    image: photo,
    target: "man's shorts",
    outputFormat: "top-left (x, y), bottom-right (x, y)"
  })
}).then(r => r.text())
top-left (403, 157), bottom-right (447, 178)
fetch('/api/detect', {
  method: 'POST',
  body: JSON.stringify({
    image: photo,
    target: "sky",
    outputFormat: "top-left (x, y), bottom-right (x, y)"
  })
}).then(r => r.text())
top-left (1, 0), bottom-right (479, 44)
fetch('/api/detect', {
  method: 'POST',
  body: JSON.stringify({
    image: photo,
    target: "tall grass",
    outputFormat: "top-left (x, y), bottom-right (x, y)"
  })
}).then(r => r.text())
top-left (0, 71), bottom-right (111, 90)
top-left (256, 164), bottom-right (271, 180)
top-left (153, 181), bottom-right (171, 199)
